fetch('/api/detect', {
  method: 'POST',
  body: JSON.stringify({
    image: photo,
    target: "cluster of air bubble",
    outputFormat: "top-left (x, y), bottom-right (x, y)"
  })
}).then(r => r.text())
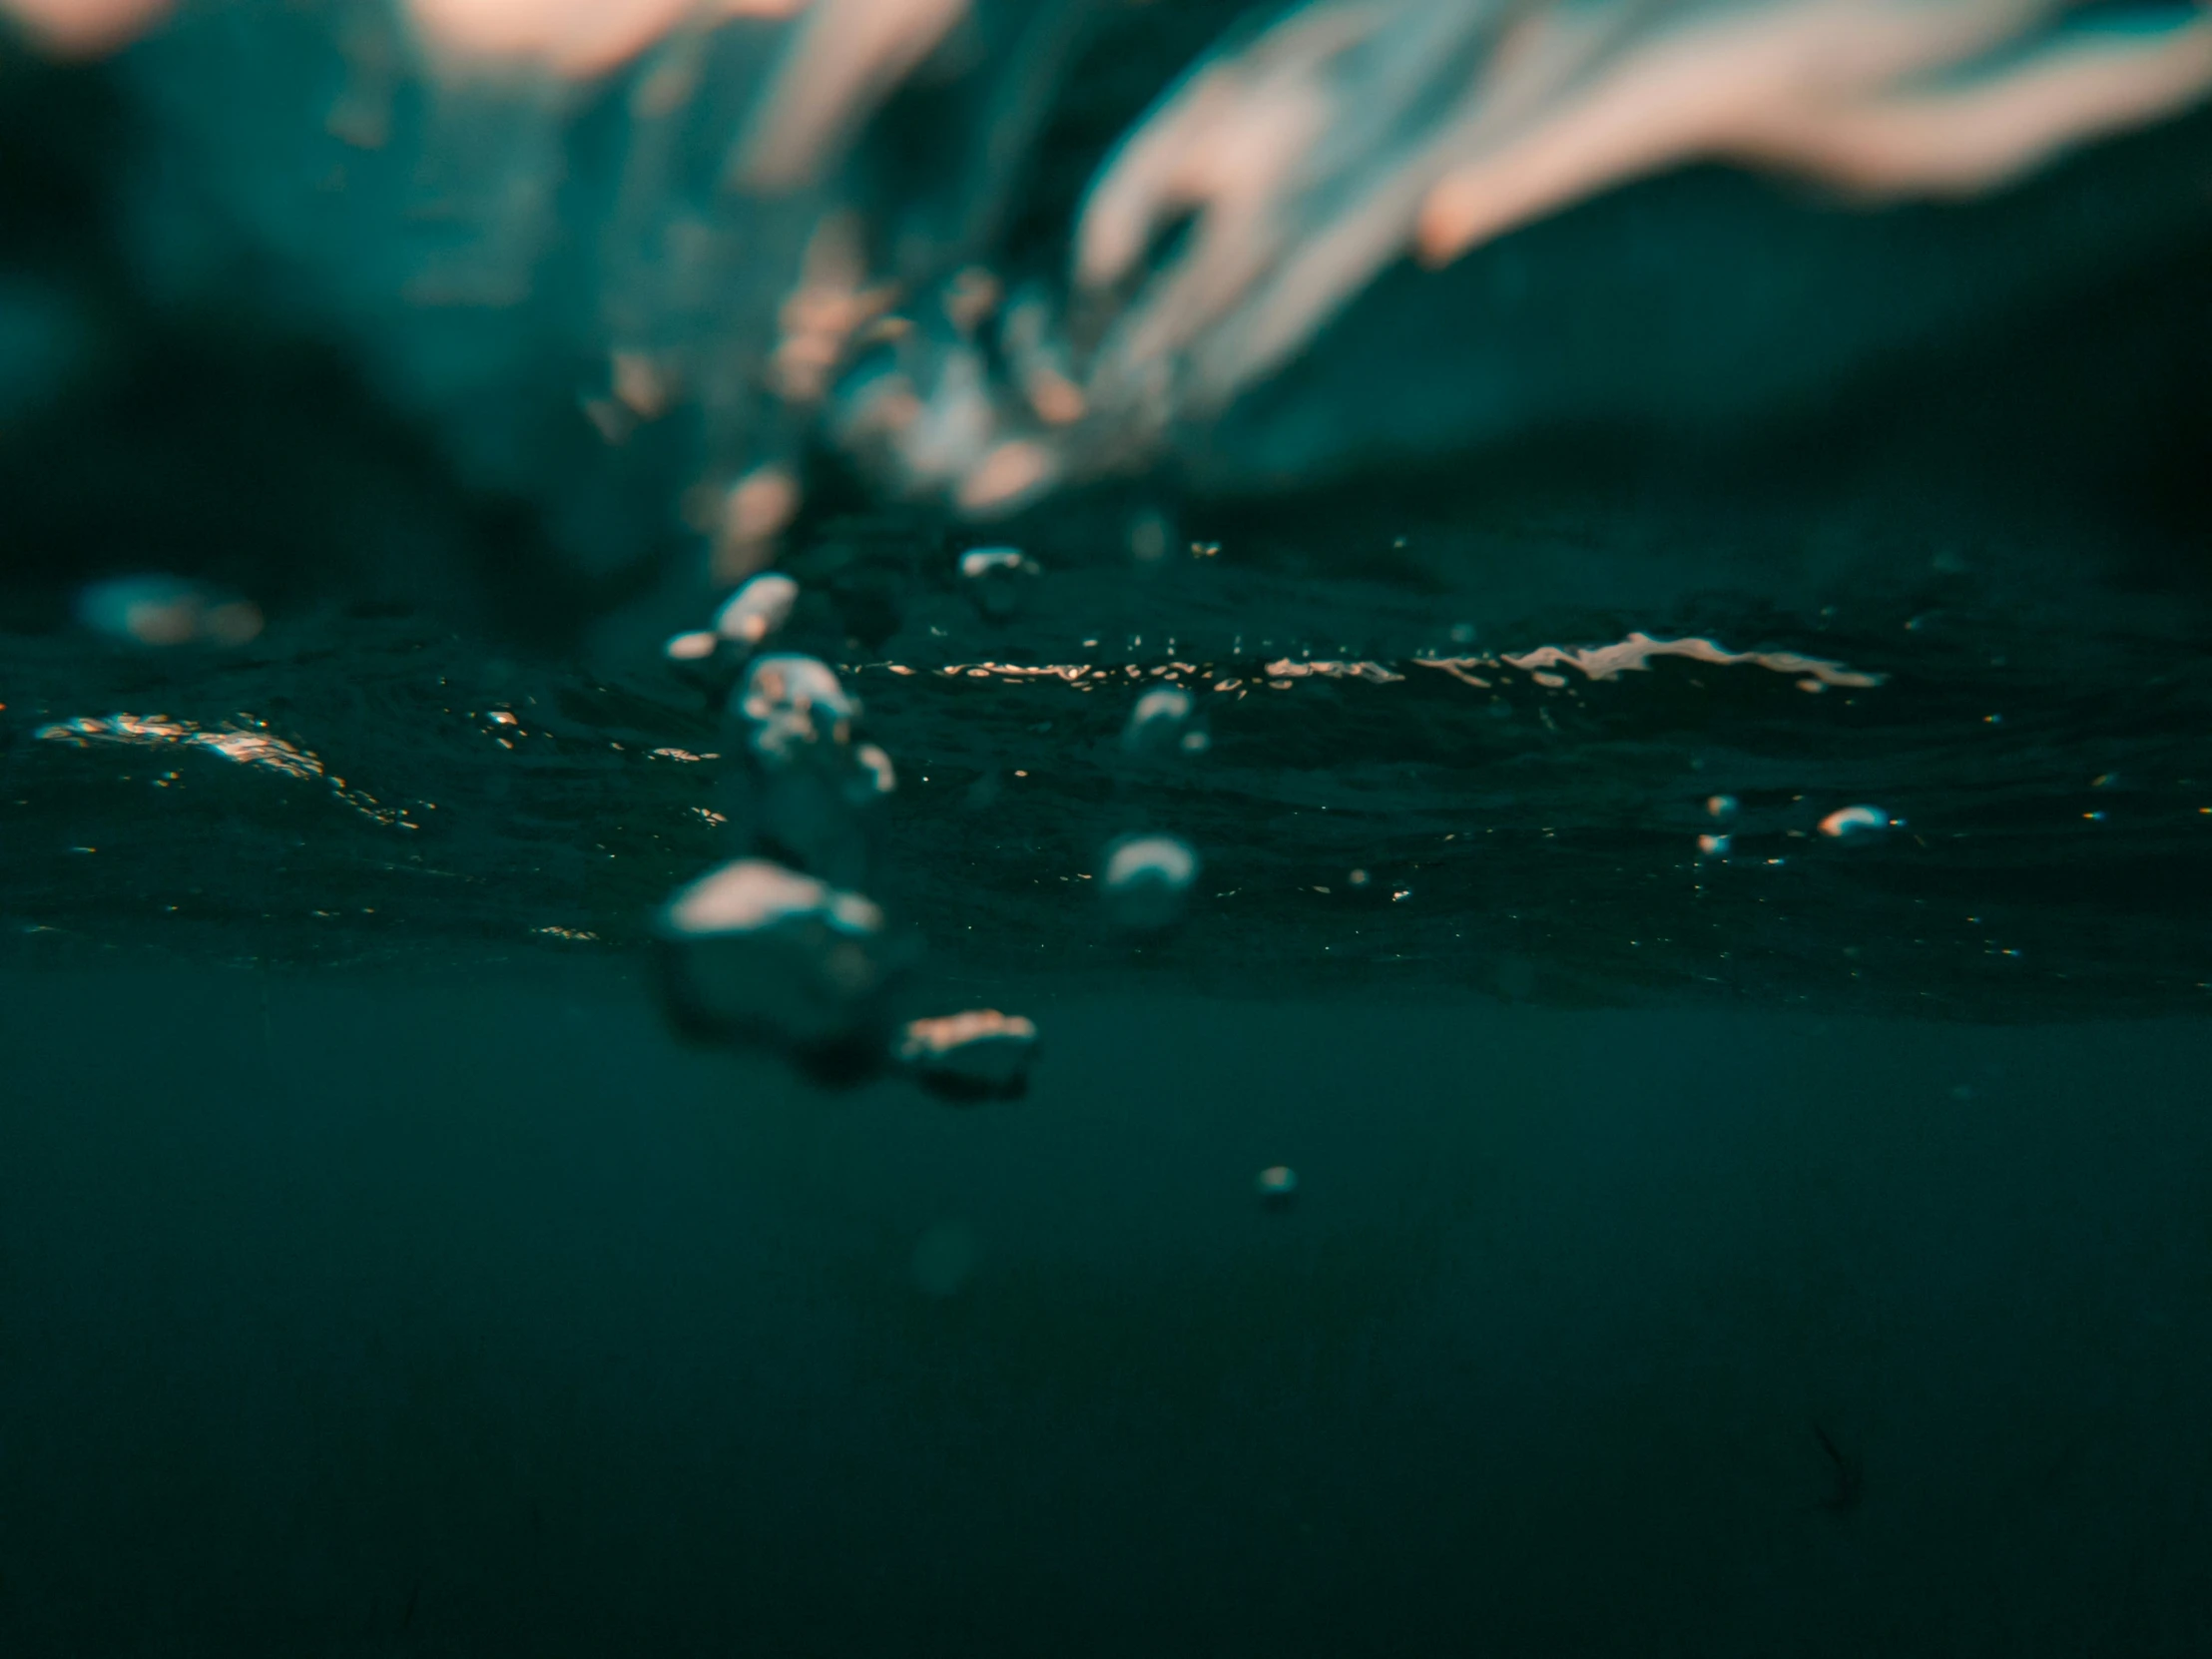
top-left (936, 538), bottom-right (1203, 936)
top-left (653, 560), bottom-right (1039, 1098)
top-left (1099, 652), bottom-right (1204, 939)
top-left (653, 535), bottom-right (1225, 1090)
top-left (1693, 791), bottom-right (1902, 863)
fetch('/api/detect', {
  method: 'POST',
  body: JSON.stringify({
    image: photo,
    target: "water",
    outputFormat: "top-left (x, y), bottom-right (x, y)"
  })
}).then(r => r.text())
top-left (8, 10), bottom-right (2212, 1654)
top-left (7, 470), bottom-right (2212, 1653)
top-left (5, 965), bottom-right (2211, 1654)
top-left (10, 501), bottom-right (2209, 1019)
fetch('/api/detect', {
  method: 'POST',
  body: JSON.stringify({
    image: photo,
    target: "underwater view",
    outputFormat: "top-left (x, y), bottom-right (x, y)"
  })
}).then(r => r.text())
top-left (5, 1), bottom-right (2212, 1653)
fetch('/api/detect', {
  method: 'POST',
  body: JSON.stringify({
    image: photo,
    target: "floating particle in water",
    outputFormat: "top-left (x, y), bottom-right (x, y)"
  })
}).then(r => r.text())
top-left (1698, 832), bottom-right (1732, 856)
top-left (1256, 1166), bottom-right (1299, 1209)
top-left (1706, 795), bottom-right (1739, 823)
top-left (910, 1221), bottom-right (981, 1299)
top-left (957, 545), bottom-right (1039, 620)
top-left (1819, 805), bottom-right (1898, 839)
top-left (1100, 832), bottom-right (1199, 932)
top-left (75, 575), bottom-right (263, 648)
top-left (715, 571), bottom-right (800, 648)
top-left (1122, 685), bottom-right (1198, 757)
top-left (653, 858), bottom-right (911, 1069)
top-left (896, 1009), bottom-right (1038, 1101)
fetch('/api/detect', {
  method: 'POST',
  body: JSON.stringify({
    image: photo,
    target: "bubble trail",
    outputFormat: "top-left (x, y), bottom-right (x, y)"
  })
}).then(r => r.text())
top-left (725, 653), bottom-right (893, 889)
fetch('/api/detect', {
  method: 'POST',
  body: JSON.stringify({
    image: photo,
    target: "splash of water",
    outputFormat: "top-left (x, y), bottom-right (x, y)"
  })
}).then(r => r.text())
top-left (16, 0), bottom-right (2210, 552)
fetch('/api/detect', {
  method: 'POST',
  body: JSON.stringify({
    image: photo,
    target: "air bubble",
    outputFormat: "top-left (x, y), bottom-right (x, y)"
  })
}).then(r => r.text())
top-left (726, 656), bottom-right (886, 888)
top-left (957, 545), bottom-right (1039, 619)
top-left (1819, 805), bottom-right (1896, 839)
top-left (1122, 686), bottom-right (1197, 756)
top-left (664, 630), bottom-right (718, 663)
top-left (713, 571), bottom-right (800, 647)
top-left (734, 655), bottom-right (857, 764)
top-left (896, 1009), bottom-right (1039, 1101)
top-left (1100, 832), bottom-right (1199, 932)
top-left (653, 858), bottom-right (913, 1067)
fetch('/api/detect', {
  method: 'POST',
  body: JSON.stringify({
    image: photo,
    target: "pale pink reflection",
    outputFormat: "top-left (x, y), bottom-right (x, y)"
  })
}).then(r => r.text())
top-left (1, 0), bottom-right (169, 57)
top-left (1044, 0), bottom-right (2212, 484)
top-left (1494, 632), bottom-right (1884, 688)
top-left (736, 0), bottom-right (970, 189)
top-left (35, 714), bottom-right (413, 827)
top-left (406, 0), bottom-right (803, 76)
top-left (955, 437), bottom-right (1058, 515)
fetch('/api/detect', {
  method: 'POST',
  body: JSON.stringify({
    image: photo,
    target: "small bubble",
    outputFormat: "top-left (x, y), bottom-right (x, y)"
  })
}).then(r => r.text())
top-left (1122, 686), bottom-right (1199, 757)
top-left (1256, 1166), bottom-right (1299, 1208)
top-left (664, 630), bottom-right (718, 662)
top-left (956, 547), bottom-right (1039, 620)
top-left (713, 572), bottom-right (799, 647)
top-left (1100, 833), bottom-right (1200, 932)
top-left (1819, 806), bottom-right (1894, 839)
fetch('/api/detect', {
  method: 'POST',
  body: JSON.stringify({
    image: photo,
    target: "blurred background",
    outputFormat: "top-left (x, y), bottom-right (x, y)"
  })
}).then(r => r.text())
top-left (3, 0), bottom-right (2210, 652)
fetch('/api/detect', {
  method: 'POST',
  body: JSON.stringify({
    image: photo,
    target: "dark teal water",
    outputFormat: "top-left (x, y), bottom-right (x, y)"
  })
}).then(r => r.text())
top-left (4, 962), bottom-right (2211, 1655)
top-left (8, 499), bottom-right (2211, 1017)
top-left (6, 495), bottom-right (2212, 1653)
